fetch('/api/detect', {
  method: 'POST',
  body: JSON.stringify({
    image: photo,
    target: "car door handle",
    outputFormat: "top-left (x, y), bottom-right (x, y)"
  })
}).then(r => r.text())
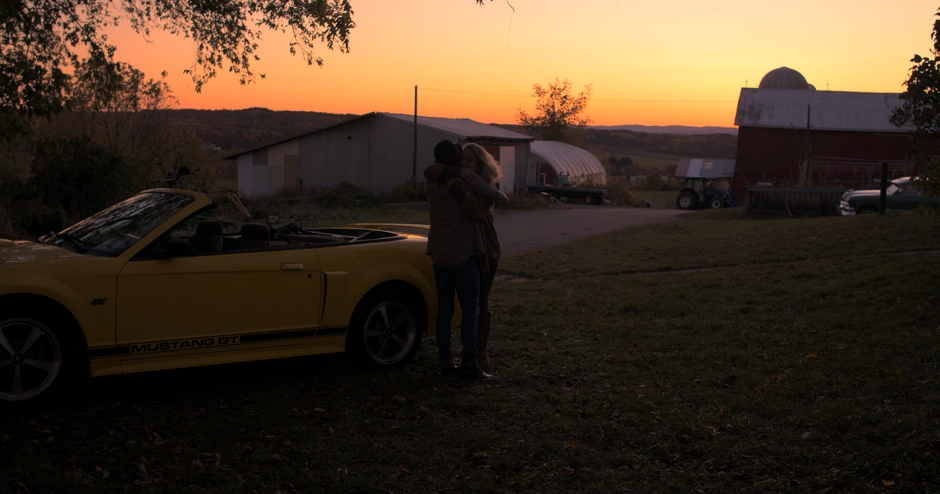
top-left (281, 263), bottom-right (304, 270)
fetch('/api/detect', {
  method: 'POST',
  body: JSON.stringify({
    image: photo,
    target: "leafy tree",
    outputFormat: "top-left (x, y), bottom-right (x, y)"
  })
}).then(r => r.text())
top-left (604, 153), bottom-right (635, 176)
top-left (891, 8), bottom-right (940, 197)
top-left (48, 59), bottom-right (178, 180)
top-left (517, 78), bottom-right (592, 143)
top-left (1, 0), bottom-right (356, 141)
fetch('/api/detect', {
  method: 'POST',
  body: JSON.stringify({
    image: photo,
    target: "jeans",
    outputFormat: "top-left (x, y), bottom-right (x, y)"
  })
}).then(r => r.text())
top-left (433, 255), bottom-right (481, 369)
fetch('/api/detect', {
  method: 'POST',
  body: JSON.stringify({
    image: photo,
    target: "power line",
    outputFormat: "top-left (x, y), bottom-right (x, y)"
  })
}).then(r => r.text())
top-left (421, 87), bottom-right (529, 99)
top-left (594, 98), bottom-right (735, 103)
top-left (420, 87), bottom-right (735, 104)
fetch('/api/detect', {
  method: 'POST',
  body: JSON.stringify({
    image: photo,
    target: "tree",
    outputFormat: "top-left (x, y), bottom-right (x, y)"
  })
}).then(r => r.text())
top-left (0, 0), bottom-right (355, 141)
top-left (36, 57), bottom-right (208, 192)
top-left (2, 0), bottom-right (357, 141)
top-left (2, 1), bottom-right (492, 141)
top-left (891, 8), bottom-right (940, 197)
top-left (516, 78), bottom-right (592, 143)
top-left (61, 58), bottom-right (178, 173)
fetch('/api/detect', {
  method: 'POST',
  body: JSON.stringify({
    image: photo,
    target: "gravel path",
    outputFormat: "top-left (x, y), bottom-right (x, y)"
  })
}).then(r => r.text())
top-left (495, 205), bottom-right (684, 258)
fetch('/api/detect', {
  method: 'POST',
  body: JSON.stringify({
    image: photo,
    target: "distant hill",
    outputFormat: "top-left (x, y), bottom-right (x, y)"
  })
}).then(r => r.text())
top-left (590, 124), bottom-right (737, 135)
top-left (493, 123), bottom-right (737, 161)
top-left (164, 108), bottom-right (358, 152)
top-left (159, 109), bottom-right (737, 158)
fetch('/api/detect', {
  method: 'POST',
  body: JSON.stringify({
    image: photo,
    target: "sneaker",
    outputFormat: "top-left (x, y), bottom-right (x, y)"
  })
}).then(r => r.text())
top-left (459, 365), bottom-right (493, 380)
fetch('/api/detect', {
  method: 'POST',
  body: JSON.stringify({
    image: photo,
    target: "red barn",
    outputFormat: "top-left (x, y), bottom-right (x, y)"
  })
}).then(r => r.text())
top-left (733, 67), bottom-right (916, 202)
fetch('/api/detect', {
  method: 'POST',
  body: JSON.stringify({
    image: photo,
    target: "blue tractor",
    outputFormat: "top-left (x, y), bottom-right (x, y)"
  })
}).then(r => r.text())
top-left (674, 158), bottom-right (737, 210)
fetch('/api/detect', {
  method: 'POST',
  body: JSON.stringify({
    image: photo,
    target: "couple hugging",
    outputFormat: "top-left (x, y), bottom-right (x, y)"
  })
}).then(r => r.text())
top-left (425, 140), bottom-right (508, 380)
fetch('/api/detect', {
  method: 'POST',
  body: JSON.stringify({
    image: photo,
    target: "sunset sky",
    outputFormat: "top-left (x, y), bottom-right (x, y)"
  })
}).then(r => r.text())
top-left (106, 0), bottom-right (940, 128)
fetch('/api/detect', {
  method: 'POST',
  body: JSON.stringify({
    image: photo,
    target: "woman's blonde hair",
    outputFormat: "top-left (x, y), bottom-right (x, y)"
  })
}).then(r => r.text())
top-left (462, 143), bottom-right (503, 186)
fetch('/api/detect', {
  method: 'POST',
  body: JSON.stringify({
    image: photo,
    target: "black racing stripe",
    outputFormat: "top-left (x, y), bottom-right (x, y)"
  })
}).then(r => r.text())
top-left (238, 327), bottom-right (347, 341)
top-left (239, 328), bottom-right (319, 343)
top-left (89, 346), bottom-right (131, 358)
top-left (316, 327), bottom-right (348, 336)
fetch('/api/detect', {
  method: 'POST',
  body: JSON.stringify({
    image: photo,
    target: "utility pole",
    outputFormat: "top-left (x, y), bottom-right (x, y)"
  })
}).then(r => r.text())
top-left (804, 105), bottom-right (813, 186)
top-left (412, 86), bottom-right (418, 187)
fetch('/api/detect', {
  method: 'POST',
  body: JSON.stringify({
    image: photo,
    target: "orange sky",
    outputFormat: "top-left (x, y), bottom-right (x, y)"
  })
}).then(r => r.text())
top-left (105, 0), bottom-right (940, 127)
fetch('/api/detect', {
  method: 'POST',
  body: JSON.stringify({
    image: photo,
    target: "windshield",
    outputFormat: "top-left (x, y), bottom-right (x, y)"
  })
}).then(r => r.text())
top-left (54, 191), bottom-right (194, 256)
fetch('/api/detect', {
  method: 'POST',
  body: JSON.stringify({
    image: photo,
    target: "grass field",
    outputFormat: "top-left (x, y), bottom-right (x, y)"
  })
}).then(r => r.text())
top-left (2, 211), bottom-right (938, 493)
top-left (588, 146), bottom-right (684, 171)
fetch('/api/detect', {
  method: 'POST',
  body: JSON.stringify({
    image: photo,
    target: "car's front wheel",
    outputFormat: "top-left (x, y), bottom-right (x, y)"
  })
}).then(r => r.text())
top-left (0, 315), bottom-right (74, 404)
top-left (346, 292), bottom-right (422, 369)
top-left (857, 206), bottom-right (878, 215)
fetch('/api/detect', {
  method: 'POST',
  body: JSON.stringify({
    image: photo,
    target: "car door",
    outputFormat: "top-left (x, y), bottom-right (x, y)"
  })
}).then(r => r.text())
top-left (889, 188), bottom-right (926, 211)
top-left (115, 247), bottom-right (322, 364)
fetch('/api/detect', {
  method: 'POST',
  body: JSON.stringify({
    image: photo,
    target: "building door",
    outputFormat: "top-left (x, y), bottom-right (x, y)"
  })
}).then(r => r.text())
top-left (499, 146), bottom-right (515, 193)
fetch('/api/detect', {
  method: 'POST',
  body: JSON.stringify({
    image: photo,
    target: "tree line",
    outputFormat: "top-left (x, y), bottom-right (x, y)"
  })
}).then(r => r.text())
top-left (582, 129), bottom-right (737, 159)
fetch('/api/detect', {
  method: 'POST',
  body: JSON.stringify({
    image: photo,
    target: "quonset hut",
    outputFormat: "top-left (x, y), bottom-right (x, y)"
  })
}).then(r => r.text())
top-left (732, 67), bottom-right (916, 202)
top-left (528, 140), bottom-right (607, 186)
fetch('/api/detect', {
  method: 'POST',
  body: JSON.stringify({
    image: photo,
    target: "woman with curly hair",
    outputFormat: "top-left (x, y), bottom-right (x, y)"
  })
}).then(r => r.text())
top-left (458, 143), bottom-right (506, 372)
top-left (425, 142), bottom-right (507, 372)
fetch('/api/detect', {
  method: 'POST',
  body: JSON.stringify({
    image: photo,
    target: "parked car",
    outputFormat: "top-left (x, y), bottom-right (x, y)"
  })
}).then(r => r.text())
top-left (838, 177), bottom-right (940, 215)
top-left (0, 189), bottom-right (440, 404)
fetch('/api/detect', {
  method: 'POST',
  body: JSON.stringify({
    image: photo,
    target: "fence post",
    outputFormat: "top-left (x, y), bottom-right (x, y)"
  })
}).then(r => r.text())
top-left (879, 162), bottom-right (888, 214)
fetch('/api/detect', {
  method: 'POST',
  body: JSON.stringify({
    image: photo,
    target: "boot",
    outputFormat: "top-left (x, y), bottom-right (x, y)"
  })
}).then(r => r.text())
top-left (459, 365), bottom-right (493, 380)
top-left (477, 311), bottom-right (493, 372)
top-left (439, 363), bottom-right (459, 377)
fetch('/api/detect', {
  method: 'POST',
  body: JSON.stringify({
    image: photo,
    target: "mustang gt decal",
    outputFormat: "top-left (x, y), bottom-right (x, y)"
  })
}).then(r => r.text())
top-left (130, 335), bottom-right (242, 354)
top-left (88, 327), bottom-right (348, 359)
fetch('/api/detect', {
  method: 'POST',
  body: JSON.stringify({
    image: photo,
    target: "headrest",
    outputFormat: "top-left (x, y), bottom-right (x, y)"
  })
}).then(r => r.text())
top-left (240, 223), bottom-right (270, 241)
top-left (196, 220), bottom-right (223, 235)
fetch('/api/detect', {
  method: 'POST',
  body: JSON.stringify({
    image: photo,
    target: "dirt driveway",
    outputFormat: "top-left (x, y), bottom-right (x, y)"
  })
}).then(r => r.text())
top-left (495, 205), bottom-right (684, 258)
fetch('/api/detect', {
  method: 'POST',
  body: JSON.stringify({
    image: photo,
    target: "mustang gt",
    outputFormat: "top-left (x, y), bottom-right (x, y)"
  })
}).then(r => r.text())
top-left (0, 189), bottom-right (440, 404)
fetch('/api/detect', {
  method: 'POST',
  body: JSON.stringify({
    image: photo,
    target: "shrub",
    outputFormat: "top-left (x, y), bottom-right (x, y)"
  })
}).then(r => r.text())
top-left (0, 162), bottom-right (66, 239)
top-left (633, 173), bottom-right (681, 191)
top-left (309, 182), bottom-right (379, 208)
top-left (601, 177), bottom-right (642, 207)
top-left (387, 180), bottom-right (427, 203)
top-left (0, 167), bottom-right (28, 238)
top-left (29, 137), bottom-right (137, 218)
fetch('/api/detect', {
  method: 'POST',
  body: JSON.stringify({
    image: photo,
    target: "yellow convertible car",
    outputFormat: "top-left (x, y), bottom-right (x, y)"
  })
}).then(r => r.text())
top-left (0, 189), bottom-right (439, 404)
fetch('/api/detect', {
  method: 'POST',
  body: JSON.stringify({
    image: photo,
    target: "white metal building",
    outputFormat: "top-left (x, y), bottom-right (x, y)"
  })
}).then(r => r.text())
top-left (226, 112), bottom-right (533, 198)
top-left (528, 140), bottom-right (607, 186)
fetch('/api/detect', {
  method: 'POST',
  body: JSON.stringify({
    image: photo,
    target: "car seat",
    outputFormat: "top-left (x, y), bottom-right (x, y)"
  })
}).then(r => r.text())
top-left (189, 220), bottom-right (223, 252)
top-left (226, 223), bottom-right (270, 250)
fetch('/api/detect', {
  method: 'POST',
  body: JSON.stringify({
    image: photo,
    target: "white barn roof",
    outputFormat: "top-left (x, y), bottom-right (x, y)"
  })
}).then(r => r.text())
top-left (734, 88), bottom-right (914, 133)
top-left (381, 113), bottom-right (532, 141)
top-left (675, 158), bottom-right (736, 179)
top-left (530, 141), bottom-right (606, 185)
top-left (226, 112), bottom-right (532, 159)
